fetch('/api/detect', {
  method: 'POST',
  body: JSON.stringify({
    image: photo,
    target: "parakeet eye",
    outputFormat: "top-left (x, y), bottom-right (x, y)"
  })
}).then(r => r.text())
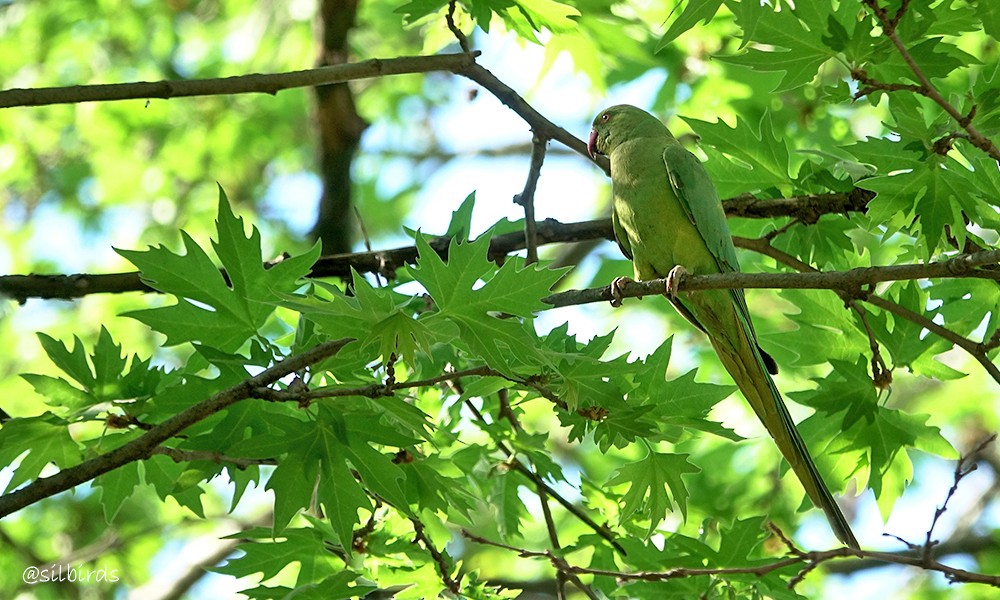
top-left (601, 113), bottom-right (610, 122)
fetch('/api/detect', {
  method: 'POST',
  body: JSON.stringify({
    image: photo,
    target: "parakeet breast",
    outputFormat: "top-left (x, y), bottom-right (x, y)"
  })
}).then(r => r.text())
top-left (609, 138), bottom-right (719, 279)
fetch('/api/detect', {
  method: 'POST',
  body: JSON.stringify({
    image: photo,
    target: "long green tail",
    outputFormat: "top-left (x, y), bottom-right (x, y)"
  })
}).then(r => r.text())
top-left (711, 309), bottom-right (860, 550)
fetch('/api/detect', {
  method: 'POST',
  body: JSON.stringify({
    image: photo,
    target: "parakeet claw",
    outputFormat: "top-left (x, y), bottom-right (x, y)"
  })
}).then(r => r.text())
top-left (664, 265), bottom-right (689, 297)
top-left (610, 276), bottom-right (633, 307)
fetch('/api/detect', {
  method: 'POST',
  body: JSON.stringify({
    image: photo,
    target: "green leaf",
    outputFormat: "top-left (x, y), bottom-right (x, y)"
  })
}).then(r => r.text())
top-left (714, 517), bottom-right (767, 566)
top-left (284, 277), bottom-right (420, 364)
top-left (20, 374), bottom-right (91, 411)
top-left (869, 38), bottom-right (978, 84)
top-left (656, 0), bottom-right (724, 51)
top-left (512, 0), bottom-right (579, 33)
top-left (492, 470), bottom-right (526, 539)
top-left (759, 290), bottom-right (869, 368)
top-left (395, 0), bottom-right (449, 25)
top-left (407, 232), bottom-right (565, 372)
top-left (215, 527), bottom-right (333, 583)
top-left (120, 187), bottom-right (319, 351)
top-left (467, 0), bottom-right (500, 32)
top-left (267, 460), bottom-right (317, 535)
top-left (552, 347), bottom-right (634, 412)
top-left (716, 3), bottom-right (836, 91)
top-left (234, 409), bottom-right (390, 546)
top-left (777, 215), bottom-right (856, 267)
top-left (0, 414), bottom-right (82, 493)
top-left (794, 359), bottom-right (955, 515)
top-left (699, 147), bottom-right (781, 198)
top-left (445, 190), bottom-right (477, 240)
top-left (864, 408), bottom-right (955, 519)
top-left (606, 451), bottom-right (700, 536)
top-left (932, 278), bottom-right (1000, 340)
top-left (318, 456), bottom-right (371, 550)
top-left (93, 462), bottom-right (141, 522)
top-left (142, 454), bottom-right (206, 518)
top-left (649, 369), bottom-right (737, 438)
top-left (860, 155), bottom-right (977, 257)
top-left (403, 456), bottom-right (478, 519)
top-left (342, 436), bottom-right (408, 512)
top-left (483, 0), bottom-right (579, 42)
top-left (302, 571), bottom-right (378, 600)
top-left (35, 332), bottom-right (97, 389)
top-left (730, 0), bottom-right (764, 49)
top-left (792, 359), bottom-right (878, 428)
top-left (27, 327), bottom-right (162, 412)
top-left (978, 0), bottom-right (1000, 41)
top-left (867, 283), bottom-right (948, 371)
top-left (683, 111), bottom-right (793, 192)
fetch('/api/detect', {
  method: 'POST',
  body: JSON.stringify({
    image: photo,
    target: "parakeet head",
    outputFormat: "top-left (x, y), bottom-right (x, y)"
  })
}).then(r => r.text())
top-left (588, 105), bottom-right (671, 158)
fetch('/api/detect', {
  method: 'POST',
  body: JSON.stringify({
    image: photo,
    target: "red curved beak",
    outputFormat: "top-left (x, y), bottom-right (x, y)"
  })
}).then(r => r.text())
top-left (587, 128), bottom-right (599, 158)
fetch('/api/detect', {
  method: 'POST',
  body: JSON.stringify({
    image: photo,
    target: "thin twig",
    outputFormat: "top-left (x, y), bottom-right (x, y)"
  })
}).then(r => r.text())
top-left (352, 206), bottom-right (382, 286)
top-left (535, 482), bottom-right (567, 600)
top-left (497, 388), bottom-right (520, 431)
top-left (762, 218), bottom-right (801, 242)
top-left (462, 529), bottom-right (1000, 588)
top-left (255, 364), bottom-right (497, 402)
top-left (514, 135), bottom-right (548, 265)
top-left (150, 446), bottom-right (276, 469)
top-left (455, 62), bottom-right (609, 173)
top-left (446, 0), bottom-right (471, 53)
top-left (866, 295), bottom-right (1000, 385)
top-left (860, 0), bottom-right (1000, 162)
top-left (461, 397), bottom-right (626, 555)
top-left (983, 330), bottom-right (1000, 352)
top-left (0, 338), bottom-right (354, 517)
top-left (12, 223), bottom-right (994, 305)
top-left (922, 434), bottom-right (998, 561)
top-left (0, 53), bottom-right (480, 109)
top-left (720, 238), bottom-right (1000, 386)
top-left (850, 301), bottom-right (893, 389)
top-left (410, 517), bottom-right (462, 593)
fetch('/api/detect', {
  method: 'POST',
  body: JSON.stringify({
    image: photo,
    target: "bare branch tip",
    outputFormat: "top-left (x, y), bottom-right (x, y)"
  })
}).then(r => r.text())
top-left (446, 0), bottom-right (471, 54)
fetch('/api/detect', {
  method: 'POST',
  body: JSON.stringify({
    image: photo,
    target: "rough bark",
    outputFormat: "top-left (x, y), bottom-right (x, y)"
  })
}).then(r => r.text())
top-left (311, 0), bottom-right (367, 253)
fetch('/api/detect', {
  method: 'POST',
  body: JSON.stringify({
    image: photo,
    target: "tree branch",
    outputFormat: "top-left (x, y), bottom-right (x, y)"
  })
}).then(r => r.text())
top-left (724, 188), bottom-right (873, 222)
top-left (0, 53), bottom-right (480, 109)
top-left (859, 0), bottom-right (1000, 162)
top-left (150, 446), bottom-right (276, 469)
top-left (923, 434), bottom-right (997, 561)
top-left (0, 189), bottom-right (880, 303)
top-left (455, 385), bottom-right (625, 555)
top-left (462, 527), bottom-right (1000, 588)
top-left (730, 238), bottom-right (1000, 386)
top-left (865, 295), bottom-right (1000, 384)
top-left (541, 249), bottom-right (1000, 307)
top-left (446, 0), bottom-right (471, 53)
top-left (410, 517), bottom-right (462, 594)
top-left (455, 62), bottom-right (610, 174)
top-left (497, 392), bottom-right (598, 600)
top-left (0, 219), bottom-right (613, 301)
top-left (824, 533), bottom-right (1000, 575)
top-left (310, 0), bottom-right (368, 254)
top-left (0, 338), bottom-right (353, 518)
top-left (514, 134), bottom-right (548, 265)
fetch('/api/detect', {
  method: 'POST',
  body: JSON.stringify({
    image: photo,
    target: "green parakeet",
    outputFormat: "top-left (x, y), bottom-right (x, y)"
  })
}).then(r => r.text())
top-left (588, 104), bottom-right (859, 550)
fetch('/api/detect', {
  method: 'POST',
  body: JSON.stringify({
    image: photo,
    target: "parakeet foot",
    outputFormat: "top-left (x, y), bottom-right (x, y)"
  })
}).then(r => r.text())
top-left (610, 276), bottom-right (633, 307)
top-left (664, 265), bottom-right (689, 297)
